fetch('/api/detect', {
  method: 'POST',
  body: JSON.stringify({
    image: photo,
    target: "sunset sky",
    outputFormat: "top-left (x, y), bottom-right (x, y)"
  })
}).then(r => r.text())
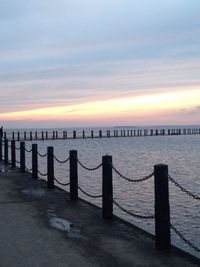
top-left (0, 0), bottom-right (200, 128)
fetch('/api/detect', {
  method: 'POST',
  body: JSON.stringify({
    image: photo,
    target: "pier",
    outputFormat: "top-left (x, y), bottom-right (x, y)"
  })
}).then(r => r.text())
top-left (2, 127), bottom-right (200, 141)
top-left (0, 137), bottom-right (200, 266)
top-left (0, 161), bottom-right (199, 267)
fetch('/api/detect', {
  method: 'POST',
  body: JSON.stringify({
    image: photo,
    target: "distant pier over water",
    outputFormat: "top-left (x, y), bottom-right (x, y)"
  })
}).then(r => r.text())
top-left (2, 127), bottom-right (200, 142)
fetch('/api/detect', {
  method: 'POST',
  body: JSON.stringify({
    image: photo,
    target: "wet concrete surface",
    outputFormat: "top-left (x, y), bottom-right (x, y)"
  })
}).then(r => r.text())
top-left (0, 162), bottom-right (199, 267)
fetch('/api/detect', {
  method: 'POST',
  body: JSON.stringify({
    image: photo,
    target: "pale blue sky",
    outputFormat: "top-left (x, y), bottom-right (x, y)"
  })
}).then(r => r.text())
top-left (0, 0), bottom-right (200, 127)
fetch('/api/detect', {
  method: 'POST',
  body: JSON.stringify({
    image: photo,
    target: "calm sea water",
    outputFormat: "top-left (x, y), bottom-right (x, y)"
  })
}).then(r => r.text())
top-left (5, 126), bottom-right (200, 258)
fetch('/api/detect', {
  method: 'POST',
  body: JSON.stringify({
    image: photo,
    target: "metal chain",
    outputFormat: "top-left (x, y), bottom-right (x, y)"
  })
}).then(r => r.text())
top-left (15, 146), bottom-right (20, 151)
top-left (37, 151), bottom-right (47, 158)
top-left (54, 176), bottom-right (70, 186)
top-left (38, 169), bottom-right (47, 177)
top-left (171, 223), bottom-right (200, 253)
top-left (111, 163), bottom-right (154, 183)
top-left (168, 175), bottom-right (200, 200)
top-left (25, 148), bottom-right (32, 153)
top-left (77, 158), bottom-right (102, 171)
top-left (78, 186), bottom-right (102, 198)
top-left (25, 166), bottom-right (32, 172)
top-left (113, 199), bottom-right (155, 219)
top-left (15, 160), bottom-right (20, 164)
top-left (54, 155), bottom-right (70, 164)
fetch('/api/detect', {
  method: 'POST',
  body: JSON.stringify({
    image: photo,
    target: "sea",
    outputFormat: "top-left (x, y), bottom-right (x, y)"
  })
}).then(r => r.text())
top-left (4, 125), bottom-right (200, 258)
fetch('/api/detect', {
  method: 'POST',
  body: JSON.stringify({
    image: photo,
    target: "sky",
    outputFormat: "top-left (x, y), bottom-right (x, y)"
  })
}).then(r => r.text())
top-left (0, 0), bottom-right (200, 128)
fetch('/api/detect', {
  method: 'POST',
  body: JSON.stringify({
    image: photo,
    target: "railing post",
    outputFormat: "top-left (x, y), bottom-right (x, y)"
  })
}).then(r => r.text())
top-left (0, 138), bottom-right (2, 161)
top-left (102, 155), bottom-right (113, 219)
top-left (70, 150), bottom-right (78, 200)
top-left (4, 139), bottom-right (8, 164)
top-left (20, 142), bottom-right (25, 172)
top-left (30, 131), bottom-right (32, 141)
top-left (99, 130), bottom-right (102, 138)
top-left (11, 140), bottom-right (16, 167)
top-left (17, 131), bottom-right (20, 141)
top-left (47, 146), bottom-right (54, 188)
top-left (154, 164), bottom-right (170, 250)
top-left (32, 144), bottom-right (38, 179)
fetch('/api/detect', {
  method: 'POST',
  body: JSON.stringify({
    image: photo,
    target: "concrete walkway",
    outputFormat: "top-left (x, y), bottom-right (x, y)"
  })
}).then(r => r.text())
top-left (0, 162), bottom-right (199, 267)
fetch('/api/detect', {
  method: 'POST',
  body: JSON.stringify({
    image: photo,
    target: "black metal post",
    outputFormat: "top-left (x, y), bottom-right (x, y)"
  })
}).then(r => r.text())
top-left (102, 155), bottom-right (113, 219)
top-left (154, 164), bottom-right (170, 250)
top-left (70, 150), bottom-right (78, 200)
top-left (11, 140), bottom-right (16, 167)
top-left (30, 131), bottom-right (32, 141)
top-left (4, 139), bottom-right (8, 164)
top-left (32, 144), bottom-right (38, 179)
top-left (0, 138), bottom-right (2, 161)
top-left (47, 146), bottom-right (54, 188)
top-left (20, 142), bottom-right (25, 172)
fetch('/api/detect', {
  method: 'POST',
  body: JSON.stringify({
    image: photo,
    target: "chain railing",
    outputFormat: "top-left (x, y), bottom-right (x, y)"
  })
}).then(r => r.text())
top-left (171, 223), bottom-right (200, 253)
top-left (37, 151), bottom-right (48, 158)
top-left (38, 169), bottom-right (47, 177)
top-left (53, 155), bottom-right (70, 164)
top-left (78, 185), bottom-right (102, 198)
top-left (54, 176), bottom-right (70, 186)
top-left (113, 199), bottom-right (155, 220)
top-left (77, 157), bottom-right (102, 171)
top-left (168, 175), bottom-right (200, 200)
top-left (25, 165), bottom-right (32, 172)
top-left (25, 148), bottom-right (32, 153)
top-left (1, 139), bottom-right (199, 256)
top-left (111, 163), bottom-right (154, 183)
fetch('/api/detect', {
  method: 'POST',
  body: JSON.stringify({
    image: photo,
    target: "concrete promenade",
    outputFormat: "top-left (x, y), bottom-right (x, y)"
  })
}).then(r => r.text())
top-left (0, 162), bottom-right (199, 267)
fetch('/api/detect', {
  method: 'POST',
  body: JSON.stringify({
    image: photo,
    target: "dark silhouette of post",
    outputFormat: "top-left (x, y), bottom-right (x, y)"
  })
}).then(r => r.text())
top-left (24, 131), bottom-right (26, 140)
top-left (70, 150), bottom-right (78, 200)
top-left (73, 131), bottom-right (76, 139)
top-left (0, 126), bottom-right (3, 139)
top-left (12, 132), bottom-right (15, 140)
top-left (154, 164), bottom-right (170, 250)
top-left (91, 130), bottom-right (94, 138)
top-left (83, 130), bottom-right (85, 139)
top-left (20, 142), bottom-right (25, 172)
top-left (41, 131), bottom-right (44, 140)
top-left (30, 131), bottom-right (32, 141)
top-left (102, 155), bottom-right (113, 219)
top-left (32, 144), bottom-right (38, 179)
top-left (17, 131), bottom-right (20, 141)
top-left (0, 139), bottom-right (2, 161)
top-left (11, 140), bottom-right (16, 167)
top-left (99, 130), bottom-right (102, 138)
top-left (47, 146), bottom-right (54, 188)
top-left (4, 139), bottom-right (8, 164)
